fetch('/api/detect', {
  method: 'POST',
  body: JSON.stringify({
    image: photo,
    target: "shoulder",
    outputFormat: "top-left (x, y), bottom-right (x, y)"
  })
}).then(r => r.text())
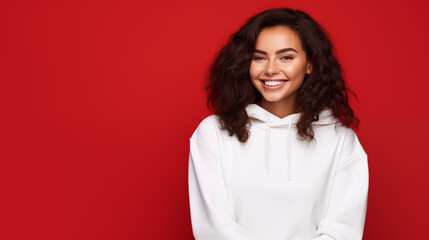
top-left (190, 115), bottom-right (221, 147)
top-left (334, 126), bottom-right (367, 162)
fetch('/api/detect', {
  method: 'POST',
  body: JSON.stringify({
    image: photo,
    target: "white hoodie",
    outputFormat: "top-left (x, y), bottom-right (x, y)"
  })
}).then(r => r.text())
top-left (188, 104), bottom-right (369, 240)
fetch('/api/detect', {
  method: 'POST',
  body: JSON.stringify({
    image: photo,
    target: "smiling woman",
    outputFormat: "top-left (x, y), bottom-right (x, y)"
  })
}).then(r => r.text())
top-left (188, 8), bottom-right (368, 240)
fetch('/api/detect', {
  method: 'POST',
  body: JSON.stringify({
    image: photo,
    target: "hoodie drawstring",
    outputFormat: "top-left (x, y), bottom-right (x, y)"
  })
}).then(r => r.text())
top-left (265, 118), bottom-right (270, 175)
top-left (264, 119), bottom-right (292, 180)
top-left (287, 122), bottom-right (292, 181)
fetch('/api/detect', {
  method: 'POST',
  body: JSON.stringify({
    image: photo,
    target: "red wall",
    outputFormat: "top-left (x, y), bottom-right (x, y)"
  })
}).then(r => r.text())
top-left (0, 0), bottom-right (428, 239)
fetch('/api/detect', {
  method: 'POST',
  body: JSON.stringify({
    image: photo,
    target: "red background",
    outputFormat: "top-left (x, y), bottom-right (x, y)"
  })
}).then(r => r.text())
top-left (0, 0), bottom-right (428, 239)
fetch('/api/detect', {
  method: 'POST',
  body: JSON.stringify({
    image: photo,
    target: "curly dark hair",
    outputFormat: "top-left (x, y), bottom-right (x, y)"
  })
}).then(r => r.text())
top-left (207, 8), bottom-right (359, 142)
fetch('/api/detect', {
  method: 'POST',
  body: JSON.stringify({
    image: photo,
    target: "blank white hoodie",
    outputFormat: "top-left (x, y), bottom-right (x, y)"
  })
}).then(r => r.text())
top-left (188, 104), bottom-right (369, 240)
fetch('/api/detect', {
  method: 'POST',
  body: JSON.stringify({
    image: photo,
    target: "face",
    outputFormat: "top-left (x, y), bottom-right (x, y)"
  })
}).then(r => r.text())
top-left (249, 25), bottom-right (311, 110)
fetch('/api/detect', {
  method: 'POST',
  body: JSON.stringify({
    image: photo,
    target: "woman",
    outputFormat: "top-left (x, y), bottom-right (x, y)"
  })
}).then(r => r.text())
top-left (188, 8), bottom-right (368, 240)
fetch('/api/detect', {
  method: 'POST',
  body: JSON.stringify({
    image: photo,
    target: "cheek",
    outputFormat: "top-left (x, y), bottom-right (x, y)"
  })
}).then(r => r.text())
top-left (285, 63), bottom-right (308, 79)
top-left (249, 63), bottom-right (260, 80)
top-left (249, 66), bottom-right (260, 89)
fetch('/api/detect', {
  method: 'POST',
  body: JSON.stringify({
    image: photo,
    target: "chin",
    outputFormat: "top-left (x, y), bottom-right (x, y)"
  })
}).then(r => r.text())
top-left (260, 91), bottom-right (284, 99)
top-left (261, 95), bottom-right (285, 103)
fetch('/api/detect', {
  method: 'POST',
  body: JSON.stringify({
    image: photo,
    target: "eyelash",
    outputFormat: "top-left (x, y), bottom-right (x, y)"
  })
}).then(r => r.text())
top-left (253, 56), bottom-right (294, 61)
top-left (281, 56), bottom-right (294, 60)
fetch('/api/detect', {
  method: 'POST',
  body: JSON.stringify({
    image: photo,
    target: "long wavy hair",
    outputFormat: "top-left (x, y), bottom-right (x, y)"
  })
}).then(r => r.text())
top-left (207, 8), bottom-right (359, 142)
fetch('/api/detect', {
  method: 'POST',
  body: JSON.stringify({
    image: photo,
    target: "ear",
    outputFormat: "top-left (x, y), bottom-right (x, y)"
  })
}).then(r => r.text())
top-left (306, 61), bottom-right (312, 75)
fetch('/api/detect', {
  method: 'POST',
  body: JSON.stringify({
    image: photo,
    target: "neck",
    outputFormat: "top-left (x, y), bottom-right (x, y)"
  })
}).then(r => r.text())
top-left (257, 95), bottom-right (297, 118)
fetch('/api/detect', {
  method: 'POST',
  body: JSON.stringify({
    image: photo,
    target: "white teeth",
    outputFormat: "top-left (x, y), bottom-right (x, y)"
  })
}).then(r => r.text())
top-left (264, 80), bottom-right (286, 86)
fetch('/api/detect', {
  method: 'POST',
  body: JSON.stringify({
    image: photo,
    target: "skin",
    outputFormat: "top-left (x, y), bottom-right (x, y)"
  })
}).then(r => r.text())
top-left (249, 25), bottom-right (312, 118)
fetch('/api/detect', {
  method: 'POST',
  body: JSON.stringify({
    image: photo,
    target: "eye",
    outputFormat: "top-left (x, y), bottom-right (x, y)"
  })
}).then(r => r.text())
top-left (281, 56), bottom-right (294, 60)
top-left (253, 56), bottom-right (265, 61)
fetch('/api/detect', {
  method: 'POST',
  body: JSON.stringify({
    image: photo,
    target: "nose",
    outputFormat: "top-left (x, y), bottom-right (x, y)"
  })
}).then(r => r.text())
top-left (264, 59), bottom-right (279, 75)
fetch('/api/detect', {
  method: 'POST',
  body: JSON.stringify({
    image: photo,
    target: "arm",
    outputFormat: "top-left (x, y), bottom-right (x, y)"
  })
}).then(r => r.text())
top-left (188, 117), bottom-right (251, 240)
top-left (313, 131), bottom-right (369, 240)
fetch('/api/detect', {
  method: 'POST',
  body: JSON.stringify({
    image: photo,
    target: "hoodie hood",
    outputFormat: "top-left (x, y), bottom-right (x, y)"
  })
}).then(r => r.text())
top-left (245, 104), bottom-right (339, 180)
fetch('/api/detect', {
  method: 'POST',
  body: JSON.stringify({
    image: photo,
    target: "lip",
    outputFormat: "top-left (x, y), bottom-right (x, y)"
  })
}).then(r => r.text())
top-left (259, 79), bottom-right (288, 90)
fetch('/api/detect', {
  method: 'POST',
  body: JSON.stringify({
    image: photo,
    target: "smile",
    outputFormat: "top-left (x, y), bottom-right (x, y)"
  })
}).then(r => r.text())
top-left (263, 80), bottom-right (287, 86)
top-left (260, 79), bottom-right (288, 90)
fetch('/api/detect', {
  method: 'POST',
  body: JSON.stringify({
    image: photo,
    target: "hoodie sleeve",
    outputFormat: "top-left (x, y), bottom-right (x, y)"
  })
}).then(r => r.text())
top-left (313, 130), bottom-right (369, 240)
top-left (188, 116), bottom-right (251, 240)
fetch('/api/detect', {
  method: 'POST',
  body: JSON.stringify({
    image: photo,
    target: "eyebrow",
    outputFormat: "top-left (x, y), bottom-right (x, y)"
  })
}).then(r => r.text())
top-left (254, 48), bottom-right (298, 55)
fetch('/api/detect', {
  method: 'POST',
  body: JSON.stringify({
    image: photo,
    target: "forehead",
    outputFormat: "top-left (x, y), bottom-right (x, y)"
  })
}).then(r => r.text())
top-left (255, 26), bottom-right (303, 52)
